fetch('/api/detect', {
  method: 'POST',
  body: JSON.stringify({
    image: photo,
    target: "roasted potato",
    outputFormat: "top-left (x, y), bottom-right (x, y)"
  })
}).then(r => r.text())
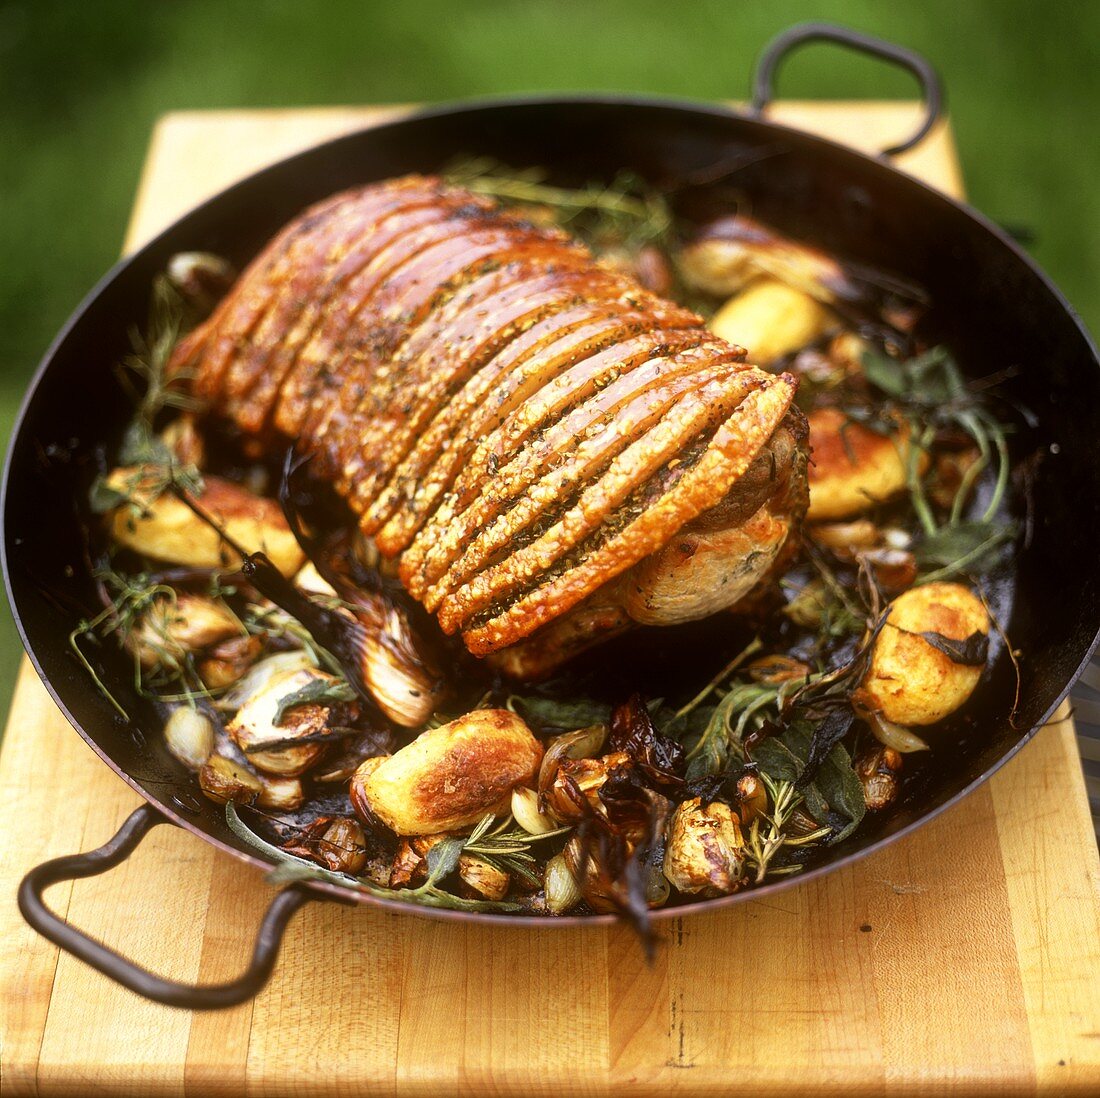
top-left (807, 408), bottom-right (924, 521)
top-left (350, 710), bottom-right (543, 835)
top-left (861, 582), bottom-right (990, 726)
top-left (132, 593), bottom-right (240, 670)
top-left (709, 277), bottom-right (833, 364)
top-left (105, 468), bottom-right (305, 576)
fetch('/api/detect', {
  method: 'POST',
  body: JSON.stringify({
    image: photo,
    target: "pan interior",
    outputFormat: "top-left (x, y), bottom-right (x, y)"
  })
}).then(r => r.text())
top-left (5, 98), bottom-right (1099, 916)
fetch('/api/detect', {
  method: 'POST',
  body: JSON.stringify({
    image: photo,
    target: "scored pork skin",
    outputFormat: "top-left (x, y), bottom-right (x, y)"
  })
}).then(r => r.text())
top-left (174, 175), bottom-right (803, 656)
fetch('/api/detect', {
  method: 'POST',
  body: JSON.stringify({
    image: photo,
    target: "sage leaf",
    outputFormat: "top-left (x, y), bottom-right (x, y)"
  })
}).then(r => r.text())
top-left (798, 708), bottom-right (855, 789)
top-left (424, 836), bottom-right (465, 887)
top-left (916, 521), bottom-right (1012, 568)
top-left (274, 677), bottom-right (356, 725)
top-left (860, 349), bottom-right (908, 398)
top-left (511, 695), bottom-right (611, 731)
top-left (750, 722), bottom-right (865, 843)
top-left (917, 628), bottom-right (989, 666)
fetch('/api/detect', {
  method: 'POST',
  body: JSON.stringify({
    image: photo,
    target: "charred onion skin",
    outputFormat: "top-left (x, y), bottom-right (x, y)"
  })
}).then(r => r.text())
top-left (176, 175), bottom-right (805, 660)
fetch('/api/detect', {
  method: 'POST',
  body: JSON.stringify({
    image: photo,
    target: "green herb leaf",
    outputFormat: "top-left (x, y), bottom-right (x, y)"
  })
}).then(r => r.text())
top-left (88, 476), bottom-right (130, 515)
top-left (510, 694), bottom-right (611, 731)
top-left (424, 837), bottom-right (465, 887)
top-left (915, 520), bottom-right (1014, 580)
top-left (917, 629), bottom-right (989, 666)
top-left (750, 722), bottom-right (865, 843)
top-left (799, 708), bottom-right (855, 789)
top-left (859, 349), bottom-right (909, 398)
top-left (273, 678), bottom-right (356, 725)
top-left (917, 521), bottom-right (1009, 567)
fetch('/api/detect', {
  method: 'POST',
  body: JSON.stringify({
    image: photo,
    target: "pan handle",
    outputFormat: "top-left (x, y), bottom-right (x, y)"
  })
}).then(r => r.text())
top-left (751, 22), bottom-right (944, 156)
top-left (17, 803), bottom-right (314, 1010)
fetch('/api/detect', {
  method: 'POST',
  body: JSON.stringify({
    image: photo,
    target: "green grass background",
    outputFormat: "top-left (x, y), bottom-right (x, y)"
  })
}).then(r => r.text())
top-left (0, 0), bottom-right (1097, 717)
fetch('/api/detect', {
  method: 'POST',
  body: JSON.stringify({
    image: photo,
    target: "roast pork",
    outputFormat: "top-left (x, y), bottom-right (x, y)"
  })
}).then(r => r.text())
top-left (172, 175), bottom-right (807, 665)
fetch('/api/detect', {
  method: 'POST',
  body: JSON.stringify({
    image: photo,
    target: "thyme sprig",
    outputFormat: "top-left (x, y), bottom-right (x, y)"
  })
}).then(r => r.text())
top-left (89, 275), bottom-right (205, 517)
top-left (68, 568), bottom-right (195, 719)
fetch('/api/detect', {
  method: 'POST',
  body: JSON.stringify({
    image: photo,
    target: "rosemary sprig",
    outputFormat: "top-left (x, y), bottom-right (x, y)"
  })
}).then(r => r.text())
top-left (460, 814), bottom-right (572, 886)
top-left (445, 157), bottom-right (674, 250)
top-left (88, 274), bottom-right (206, 526)
top-left (744, 773), bottom-right (831, 883)
top-left (117, 277), bottom-right (204, 455)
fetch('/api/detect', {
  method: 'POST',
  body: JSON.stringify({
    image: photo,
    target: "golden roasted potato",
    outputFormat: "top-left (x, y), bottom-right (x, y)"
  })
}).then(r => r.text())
top-left (663, 798), bottom-right (745, 897)
top-left (350, 710), bottom-right (543, 835)
top-left (807, 408), bottom-right (924, 521)
top-left (709, 277), bottom-right (832, 364)
top-left (861, 582), bottom-right (990, 726)
top-left (105, 468), bottom-right (305, 576)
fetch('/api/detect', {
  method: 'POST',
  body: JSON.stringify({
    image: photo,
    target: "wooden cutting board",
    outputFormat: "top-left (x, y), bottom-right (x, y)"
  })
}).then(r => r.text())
top-left (1, 102), bottom-right (1098, 1098)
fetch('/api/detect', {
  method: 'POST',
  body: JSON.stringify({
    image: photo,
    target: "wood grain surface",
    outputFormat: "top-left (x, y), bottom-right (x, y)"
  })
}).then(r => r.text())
top-left (0, 102), bottom-right (1098, 1098)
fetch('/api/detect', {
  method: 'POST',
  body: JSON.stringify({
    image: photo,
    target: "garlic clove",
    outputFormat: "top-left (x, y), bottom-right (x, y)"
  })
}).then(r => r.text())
top-left (510, 786), bottom-right (557, 835)
top-left (163, 706), bottom-right (215, 770)
top-left (544, 851), bottom-right (582, 915)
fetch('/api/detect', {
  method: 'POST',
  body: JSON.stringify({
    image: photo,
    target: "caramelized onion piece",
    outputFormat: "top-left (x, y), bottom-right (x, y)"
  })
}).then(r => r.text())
top-left (536, 724), bottom-right (609, 801)
top-left (662, 798), bottom-right (745, 897)
top-left (856, 746), bottom-right (903, 811)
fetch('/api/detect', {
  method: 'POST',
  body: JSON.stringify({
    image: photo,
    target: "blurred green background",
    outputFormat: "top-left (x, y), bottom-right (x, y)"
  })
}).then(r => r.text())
top-left (0, 0), bottom-right (1096, 717)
